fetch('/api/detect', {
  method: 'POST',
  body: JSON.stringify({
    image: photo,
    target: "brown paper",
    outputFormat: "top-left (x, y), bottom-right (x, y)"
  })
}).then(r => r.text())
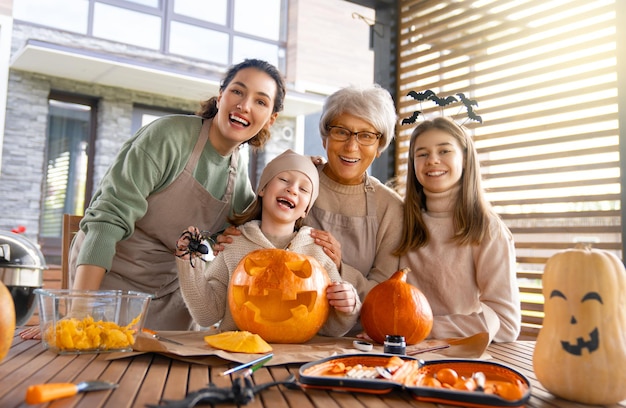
top-left (104, 329), bottom-right (490, 366)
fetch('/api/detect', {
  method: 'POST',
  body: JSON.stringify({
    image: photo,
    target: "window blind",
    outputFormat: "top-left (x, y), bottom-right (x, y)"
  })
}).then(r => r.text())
top-left (396, 0), bottom-right (620, 339)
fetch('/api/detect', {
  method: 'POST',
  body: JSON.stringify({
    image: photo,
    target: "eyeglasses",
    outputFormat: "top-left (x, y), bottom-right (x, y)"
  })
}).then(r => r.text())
top-left (327, 126), bottom-right (382, 146)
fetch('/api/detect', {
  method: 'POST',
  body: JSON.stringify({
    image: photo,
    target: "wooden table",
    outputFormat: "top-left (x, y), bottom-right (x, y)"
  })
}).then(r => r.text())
top-left (2, 331), bottom-right (625, 408)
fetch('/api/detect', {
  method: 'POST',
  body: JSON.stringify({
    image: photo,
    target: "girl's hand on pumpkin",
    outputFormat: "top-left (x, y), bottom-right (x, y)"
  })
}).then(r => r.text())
top-left (212, 225), bottom-right (240, 256)
top-left (356, 331), bottom-right (373, 342)
top-left (310, 229), bottom-right (342, 269)
top-left (326, 282), bottom-right (357, 314)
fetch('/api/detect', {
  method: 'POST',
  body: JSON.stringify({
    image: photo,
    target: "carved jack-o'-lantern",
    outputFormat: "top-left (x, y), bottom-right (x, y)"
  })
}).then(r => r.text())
top-left (228, 249), bottom-right (331, 344)
top-left (533, 244), bottom-right (626, 405)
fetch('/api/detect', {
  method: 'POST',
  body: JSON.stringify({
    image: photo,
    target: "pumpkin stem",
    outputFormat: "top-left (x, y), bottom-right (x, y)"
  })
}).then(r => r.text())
top-left (573, 242), bottom-right (594, 251)
top-left (394, 267), bottom-right (411, 282)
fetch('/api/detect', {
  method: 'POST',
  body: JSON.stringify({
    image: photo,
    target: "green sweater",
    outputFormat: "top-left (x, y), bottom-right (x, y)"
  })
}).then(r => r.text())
top-left (78, 115), bottom-right (255, 270)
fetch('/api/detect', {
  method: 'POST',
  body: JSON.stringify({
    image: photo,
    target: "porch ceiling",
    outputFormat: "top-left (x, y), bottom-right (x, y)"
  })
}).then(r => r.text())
top-left (9, 40), bottom-right (324, 117)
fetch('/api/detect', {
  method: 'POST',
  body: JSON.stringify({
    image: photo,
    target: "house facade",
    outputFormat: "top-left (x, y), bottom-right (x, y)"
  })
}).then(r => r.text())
top-left (0, 0), bottom-right (379, 264)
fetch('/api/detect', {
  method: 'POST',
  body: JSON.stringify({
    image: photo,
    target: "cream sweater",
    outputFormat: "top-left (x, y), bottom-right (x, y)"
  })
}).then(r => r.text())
top-left (400, 187), bottom-right (521, 342)
top-left (306, 167), bottom-right (404, 300)
top-left (176, 220), bottom-right (360, 337)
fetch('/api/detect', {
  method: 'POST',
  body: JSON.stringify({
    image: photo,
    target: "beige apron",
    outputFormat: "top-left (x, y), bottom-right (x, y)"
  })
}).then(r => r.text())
top-left (71, 119), bottom-right (239, 330)
top-left (306, 175), bottom-right (378, 276)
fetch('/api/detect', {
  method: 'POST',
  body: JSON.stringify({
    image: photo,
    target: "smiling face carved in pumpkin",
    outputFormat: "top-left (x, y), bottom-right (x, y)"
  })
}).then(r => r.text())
top-left (228, 249), bottom-right (330, 344)
top-left (533, 246), bottom-right (626, 405)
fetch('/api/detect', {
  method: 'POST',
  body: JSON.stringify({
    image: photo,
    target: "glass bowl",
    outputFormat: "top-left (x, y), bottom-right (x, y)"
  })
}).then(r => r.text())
top-left (34, 289), bottom-right (153, 354)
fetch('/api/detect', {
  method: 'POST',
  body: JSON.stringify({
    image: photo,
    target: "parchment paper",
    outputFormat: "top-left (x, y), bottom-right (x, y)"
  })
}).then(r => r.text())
top-left (105, 329), bottom-right (490, 366)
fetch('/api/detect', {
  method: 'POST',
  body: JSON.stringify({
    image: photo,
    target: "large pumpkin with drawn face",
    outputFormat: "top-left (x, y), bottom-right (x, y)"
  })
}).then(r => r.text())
top-left (228, 249), bottom-right (331, 343)
top-left (533, 245), bottom-right (626, 404)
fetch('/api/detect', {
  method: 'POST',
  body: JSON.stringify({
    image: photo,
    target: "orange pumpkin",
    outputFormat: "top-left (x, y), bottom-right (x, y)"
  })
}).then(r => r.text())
top-left (0, 281), bottom-right (16, 362)
top-left (533, 245), bottom-right (626, 404)
top-left (228, 249), bottom-right (331, 343)
top-left (360, 268), bottom-right (433, 345)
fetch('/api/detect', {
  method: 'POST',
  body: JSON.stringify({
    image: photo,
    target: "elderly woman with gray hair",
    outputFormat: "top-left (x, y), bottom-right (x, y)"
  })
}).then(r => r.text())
top-left (307, 84), bottom-right (403, 318)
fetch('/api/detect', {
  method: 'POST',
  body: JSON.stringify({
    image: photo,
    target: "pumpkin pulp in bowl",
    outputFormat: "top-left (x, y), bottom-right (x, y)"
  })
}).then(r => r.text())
top-left (35, 289), bottom-right (152, 354)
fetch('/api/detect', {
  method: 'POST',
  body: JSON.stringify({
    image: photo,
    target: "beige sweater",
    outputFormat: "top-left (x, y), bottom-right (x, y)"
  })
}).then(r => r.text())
top-left (400, 187), bottom-right (522, 342)
top-left (176, 221), bottom-right (360, 337)
top-left (306, 167), bottom-right (404, 300)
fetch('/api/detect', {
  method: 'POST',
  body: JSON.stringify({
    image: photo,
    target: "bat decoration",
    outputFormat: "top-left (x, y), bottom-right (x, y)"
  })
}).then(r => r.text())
top-left (457, 93), bottom-right (482, 123)
top-left (466, 107), bottom-right (483, 123)
top-left (457, 93), bottom-right (478, 107)
top-left (401, 110), bottom-right (421, 125)
top-left (407, 89), bottom-right (436, 101)
top-left (430, 94), bottom-right (458, 106)
top-left (402, 89), bottom-right (483, 125)
top-left (402, 89), bottom-right (439, 125)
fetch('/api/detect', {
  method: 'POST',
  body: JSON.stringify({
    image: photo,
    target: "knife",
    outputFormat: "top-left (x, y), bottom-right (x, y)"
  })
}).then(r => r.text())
top-left (221, 353), bottom-right (274, 377)
top-left (25, 381), bottom-right (118, 404)
top-left (142, 328), bottom-right (184, 345)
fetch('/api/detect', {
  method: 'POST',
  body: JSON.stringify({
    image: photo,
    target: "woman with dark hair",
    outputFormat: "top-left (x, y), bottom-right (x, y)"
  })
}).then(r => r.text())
top-left (20, 59), bottom-right (286, 338)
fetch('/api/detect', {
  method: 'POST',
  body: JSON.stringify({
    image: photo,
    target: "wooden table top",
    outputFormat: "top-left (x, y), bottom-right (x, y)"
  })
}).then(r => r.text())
top-left (1, 331), bottom-right (625, 408)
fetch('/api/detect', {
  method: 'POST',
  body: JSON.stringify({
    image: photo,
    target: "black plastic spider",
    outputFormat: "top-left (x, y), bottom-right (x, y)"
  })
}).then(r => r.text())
top-left (176, 229), bottom-right (219, 268)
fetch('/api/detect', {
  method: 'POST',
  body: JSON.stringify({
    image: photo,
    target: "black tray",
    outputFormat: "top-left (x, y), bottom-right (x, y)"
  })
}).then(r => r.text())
top-left (298, 354), bottom-right (531, 408)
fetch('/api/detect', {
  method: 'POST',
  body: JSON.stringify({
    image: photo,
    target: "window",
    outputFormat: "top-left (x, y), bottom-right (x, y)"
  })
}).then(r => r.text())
top-left (131, 104), bottom-right (193, 135)
top-left (13, 0), bottom-right (288, 70)
top-left (13, 0), bottom-right (89, 33)
top-left (396, 0), bottom-right (620, 338)
top-left (39, 93), bottom-right (97, 264)
top-left (232, 37), bottom-right (282, 68)
top-left (93, 3), bottom-right (162, 49)
top-left (169, 22), bottom-right (229, 64)
top-left (233, 0), bottom-right (282, 40)
top-left (174, 0), bottom-right (227, 25)
top-left (126, 0), bottom-right (158, 6)
top-left (168, 0), bottom-right (287, 67)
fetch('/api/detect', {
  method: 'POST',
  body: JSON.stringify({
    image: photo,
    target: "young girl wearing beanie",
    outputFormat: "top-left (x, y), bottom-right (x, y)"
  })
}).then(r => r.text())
top-left (175, 149), bottom-right (360, 336)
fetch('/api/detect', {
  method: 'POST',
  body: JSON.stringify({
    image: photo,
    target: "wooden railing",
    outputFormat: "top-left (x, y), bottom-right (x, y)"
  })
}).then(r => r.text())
top-left (517, 270), bottom-right (544, 340)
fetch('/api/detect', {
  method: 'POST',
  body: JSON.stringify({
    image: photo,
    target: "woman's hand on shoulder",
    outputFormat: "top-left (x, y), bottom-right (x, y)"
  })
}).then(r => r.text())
top-left (310, 229), bottom-right (342, 270)
top-left (211, 225), bottom-right (240, 255)
top-left (310, 155), bottom-right (325, 166)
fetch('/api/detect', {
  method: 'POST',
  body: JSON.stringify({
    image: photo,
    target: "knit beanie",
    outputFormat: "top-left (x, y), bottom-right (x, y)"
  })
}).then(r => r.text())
top-left (257, 149), bottom-right (319, 213)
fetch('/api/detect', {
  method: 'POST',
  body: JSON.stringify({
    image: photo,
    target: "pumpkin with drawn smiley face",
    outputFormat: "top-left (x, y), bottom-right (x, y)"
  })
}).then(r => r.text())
top-left (533, 244), bottom-right (626, 405)
top-left (228, 249), bottom-right (331, 344)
